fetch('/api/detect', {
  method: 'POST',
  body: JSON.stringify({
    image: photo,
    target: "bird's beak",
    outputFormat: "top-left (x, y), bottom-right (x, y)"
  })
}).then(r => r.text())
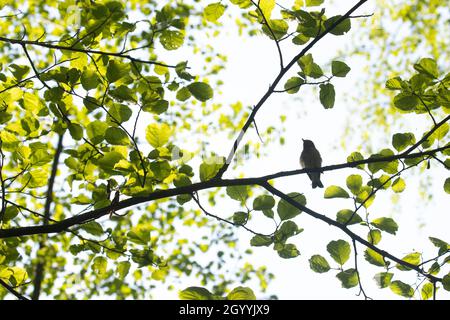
top-left (302, 138), bottom-right (305, 142)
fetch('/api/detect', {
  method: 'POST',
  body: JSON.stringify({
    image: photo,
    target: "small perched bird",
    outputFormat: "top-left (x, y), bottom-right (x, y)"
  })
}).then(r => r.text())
top-left (109, 190), bottom-right (120, 218)
top-left (300, 139), bottom-right (324, 189)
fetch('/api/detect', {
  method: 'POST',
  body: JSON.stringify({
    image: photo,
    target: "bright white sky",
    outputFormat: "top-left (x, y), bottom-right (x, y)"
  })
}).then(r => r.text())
top-left (146, 0), bottom-right (450, 300)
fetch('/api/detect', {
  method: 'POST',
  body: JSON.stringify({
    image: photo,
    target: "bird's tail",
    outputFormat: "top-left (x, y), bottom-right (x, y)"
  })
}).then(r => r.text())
top-left (312, 179), bottom-right (324, 189)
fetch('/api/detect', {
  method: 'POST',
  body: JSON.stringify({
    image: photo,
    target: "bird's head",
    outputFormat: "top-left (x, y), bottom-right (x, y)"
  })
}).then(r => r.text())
top-left (302, 139), bottom-right (315, 149)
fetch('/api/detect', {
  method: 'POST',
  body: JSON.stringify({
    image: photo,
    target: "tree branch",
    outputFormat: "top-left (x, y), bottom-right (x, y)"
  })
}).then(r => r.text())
top-left (260, 182), bottom-right (441, 284)
top-left (31, 133), bottom-right (64, 300)
top-left (0, 36), bottom-right (178, 68)
top-left (213, 0), bottom-right (369, 179)
top-left (250, 0), bottom-right (284, 69)
top-left (0, 145), bottom-right (446, 239)
top-left (0, 279), bottom-right (29, 300)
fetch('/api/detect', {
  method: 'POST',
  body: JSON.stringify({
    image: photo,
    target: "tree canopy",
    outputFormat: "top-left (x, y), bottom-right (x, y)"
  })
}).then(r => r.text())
top-left (0, 0), bottom-right (448, 300)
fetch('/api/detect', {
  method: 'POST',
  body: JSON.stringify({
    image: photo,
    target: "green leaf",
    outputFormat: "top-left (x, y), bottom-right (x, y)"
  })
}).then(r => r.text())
top-left (336, 209), bottom-right (362, 225)
top-left (160, 30), bottom-right (185, 50)
top-left (203, 3), bottom-right (226, 22)
top-left (81, 221), bottom-right (104, 236)
top-left (29, 144), bottom-right (52, 166)
top-left (92, 256), bottom-right (108, 276)
top-left (346, 174), bottom-right (362, 194)
top-left (445, 178), bottom-right (450, 194)
top-left (324, 15), bottom-right (351, 35)
top-left (371, 217), bottom-right (398, 235)
top-left (98, 151), bottom-right (124, 171)
top-left (298, 54), bottom-right (323, 78)
top-left (86, 120), bottom-right (107, 144)
top-left (276, 243), bottom-right (300, 259)
top-left (367, 149), bottom-right (398, 174)
top-left (284, 77), bottom-right (304, 94)
top-left (364, 248), bottom-right (385, 266)
top-left (68, 123), bottom-right (83, 141)
top-left (443, 273), bottom-right (450, 291)
top-left (421, 282), bottom-right (434, 300)
top-left (106, 60), bottom-right (129, 83)
top-left (274, 221), bottom-right (303, 243)
top-left (368, 174), bottom-right (392, 189)
top-left (179, 287), bottom-right (213, 300)
top-left (110, 85), bottom-right (136, 102)
top-left (429, 237), bottom-right (449, 255)
top-left (393, 92), bottom-right (419, 111)
top-left (250, 234), bottom-right (273, 247)
top-left (259, 0), bottom-right (275, 19)
top-left (227, 287), bottom-right (256, 300)
top-left (367, 229), bottom-right (382, 245)
top-left (309, 255), bottom-right (330, 273)
top-left (396, 252), bottom-right (421, 271)
top-left (392, 133), bottom-right (416, 152)
top-left (292, 33), bottom-right (310, 45)
top-left (2, 206), bottom-right (18, 222)
top-left (262, 209), bottom-right (274, 218)
top-left (145, 123), bottom-right (171, 148)
top-left (319, 83), bottom-right (335, 109)
top-left (199, 156), bottom-right (225, 181)
top-left (428, 262), bottom-right (440, 275)
top-left (374, 272), bottom-right (393, 288)
top-left (8, 266), bottom-right (28, 286)
top-left (127, 228), bottom-right (150, 245)
top-left (327, 239), bottom-right (350, 265)
top-left (116, 261), bottom-right (131, 280)
top-left (277, 192), bottom-right (306, 220)
top-left (336, 269), bottom-right (358, 289)
top-left (150, 160), bottom-right (171, 181)
top-left (25, 169), bottom-right (48, 188)
top-left (176, 87), bottom-right (191, 101)
top-left (296, 0), bottom-right (324, 7)
top-left (347, 151), bottom-right (365, 169)
top-left (324, 185), bottom-right (349, 199)
top-left (262, 19), bottom-right (289, 40)
top-left (392, 177), bottom-right (406, 193)
top-left (9, 64), bottom-right (30, 81)
top-left (331, 61), bottom-right (351, 77)
top-left (108, 103), bottom-right (132, 123)
top-left (253, 195), bottom-right (275, 210)
top-left (232, 211), bottom-right (248, 225)
top-left (385, 77), bottom-right (404, 90)
top-left (230, 0), bottom-right (252, 9)
top-left (81, 69), bottom-right (100, 90)
top-left (226, 185), bottom-right (249, 202)
top-left (105, 127), bottom-right (129, 145)
top-left (390, 280), bottom-right (414, 298)
top-left (414, 58), bottom-right (439, 79)
top-left (187, 82), bottom-right (213, 102)
top-left (176, 194), bottom-right (192, 205)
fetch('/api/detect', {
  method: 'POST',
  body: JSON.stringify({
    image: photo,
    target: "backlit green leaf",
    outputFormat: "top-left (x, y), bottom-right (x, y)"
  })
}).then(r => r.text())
top-left (327, 239), bottom-right (350, 265)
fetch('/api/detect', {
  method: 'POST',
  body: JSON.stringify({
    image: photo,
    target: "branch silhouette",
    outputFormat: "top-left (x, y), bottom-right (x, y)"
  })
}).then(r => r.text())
top-left (260, 182), bottom-right (442, 285)
top-left (0, 144), bottom-right (446, 239)
top-left (214, 0), bottom-right (369, 179)
top-left (0, 36), bottom-right (177, 68)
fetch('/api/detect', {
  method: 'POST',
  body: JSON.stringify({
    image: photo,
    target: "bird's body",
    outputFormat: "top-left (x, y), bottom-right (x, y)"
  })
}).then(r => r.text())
top-left (300, 139), bottom-right (324, 189)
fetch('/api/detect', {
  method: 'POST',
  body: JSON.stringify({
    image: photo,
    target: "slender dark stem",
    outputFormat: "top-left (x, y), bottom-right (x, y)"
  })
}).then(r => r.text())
top-left (352, 239), bottom-right (371, 300)
top-left (0, 36), bottom-right (177, 68)
top-left (31, 133), bottom-right (64, 300)
top-left (214, 0), bottom-right (369, 179)
top-left (251, 0), bottom-right (284, 69)
top-left (402, 114), bottom-right (449, 155)
top-left (192, 192), bottom-right (270, 237)
top-left (0, 279), bottom-right (29, 300)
